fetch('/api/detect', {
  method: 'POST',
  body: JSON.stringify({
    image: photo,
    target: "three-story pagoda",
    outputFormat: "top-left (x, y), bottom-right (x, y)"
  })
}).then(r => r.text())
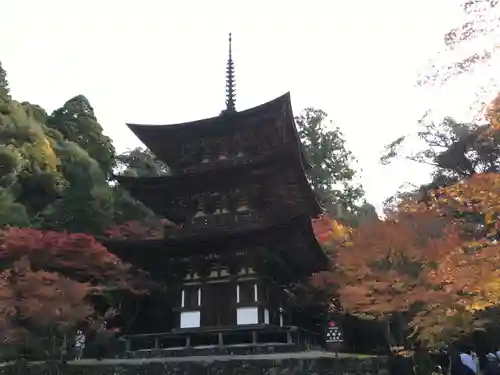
top-left (105, 34), bottom-right (328, 352)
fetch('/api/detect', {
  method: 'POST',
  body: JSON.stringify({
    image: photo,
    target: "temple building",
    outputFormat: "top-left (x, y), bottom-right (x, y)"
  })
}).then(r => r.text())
top-left (105, 34), bottom-right (328, 354)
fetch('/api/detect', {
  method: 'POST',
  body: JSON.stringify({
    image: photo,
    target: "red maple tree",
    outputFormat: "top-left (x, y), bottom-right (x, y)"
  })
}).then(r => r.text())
top-left (105, 218), bottom-right (178, 240)
top-left (0, 258), bottom-right (94, 361)
top-left (312, 216), bottom-right (336, 244)
top-left (0, 228), bottom-right (140, 292)
top-left (0, 228), bottom-right (148, 361)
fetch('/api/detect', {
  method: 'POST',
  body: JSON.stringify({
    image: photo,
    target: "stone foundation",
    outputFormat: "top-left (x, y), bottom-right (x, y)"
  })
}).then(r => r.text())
top-left (2, 352), bottom-right (389, 375)
top-left (118, 343), bottom-right (302, 359)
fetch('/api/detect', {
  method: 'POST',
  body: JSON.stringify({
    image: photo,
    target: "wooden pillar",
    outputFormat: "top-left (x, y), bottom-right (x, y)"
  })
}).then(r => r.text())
top-left (252, 331), bottom-right (258, 345)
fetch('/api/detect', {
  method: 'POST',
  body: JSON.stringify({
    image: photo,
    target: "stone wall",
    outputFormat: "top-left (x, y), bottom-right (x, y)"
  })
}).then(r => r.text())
top-left (0, 354), bottom-right (389, 375)
top-left (118, 344), bottom-right (302, 359)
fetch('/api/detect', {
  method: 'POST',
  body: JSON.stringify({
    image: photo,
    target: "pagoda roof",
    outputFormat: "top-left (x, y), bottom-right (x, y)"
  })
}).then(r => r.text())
top-left (100, 215), bottom-right (328, 277)
top-left (115, 156), bottom-right (322, 224)
top-left (116, 151), bottom-right (305, 192)
top-left (125, 92), bottom-right (310, 169)
top-left (116, 150), bottom-right (292, 191)
top-left (127, 92), bottom-right (291, 140)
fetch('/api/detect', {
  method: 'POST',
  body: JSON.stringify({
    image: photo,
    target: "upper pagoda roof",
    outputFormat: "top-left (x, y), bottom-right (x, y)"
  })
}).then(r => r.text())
top-left (127, 92), bottom-right (290, 139)
top-left (126, 92), bottom-right (309, 169)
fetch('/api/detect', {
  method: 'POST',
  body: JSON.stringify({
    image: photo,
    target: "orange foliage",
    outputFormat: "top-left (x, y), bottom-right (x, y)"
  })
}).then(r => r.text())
top-left (486, 92), bottom-right (500, 131)
top-left (0, 258), bottom-right (93, 352)
top-left (311, 215), bottom-right (353, 311)
top-left (328, 93), bottom-right (500, 346)
top-left (408, 173), bottom-right (500, 239)
top-left (312, 216), bottom-right (334, 244)
top-left (312, 215), bottom-right (351, 246)
top-left (330, 209), bottom-right (500, 346)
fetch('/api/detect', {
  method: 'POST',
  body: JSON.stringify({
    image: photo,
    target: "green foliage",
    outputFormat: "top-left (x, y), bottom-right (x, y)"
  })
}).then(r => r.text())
top-left (0, 61), bottom-right (10, 103)
top-left (0, 188), bottom-right (29, 227)
top-left (0, 94), bottom-right (63, 215)
top-left (112, 186), bottom-right (155, 224)
top-left (47, 95), bottom-right (116, 177)
top-left (115, 147), bottom-right (169, 177)
top-left (112, 147), bottom-right (170, 225)
top-left (36, 184), bottom-right (115, 235)
top-left (0, 145), bottom-right (21, 179)
top-left (0, 62), bottom-right (120, 233)
top-left (35, 137), bottom-right (116, 235)
top-left (113, 147), bottom-right (170, 224)
top-left (352, 202), bottom-right (379, 226)
top-left (295, 108), bottom-right (364, 215)
top-left (0, 62), bottom-right (153, 234)
top-left (34, 139), bottom-right (115, 234)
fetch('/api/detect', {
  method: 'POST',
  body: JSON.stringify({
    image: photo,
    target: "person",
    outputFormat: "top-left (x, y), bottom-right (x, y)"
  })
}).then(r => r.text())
top-left (460, 349), bottom-right (478, 375)
top-left (95, 321), bottom-right (108, 360)
top-left (448, 346), bottom-right (476, 375)
top-left (484, 353), bottom-right (500, 375)
top-left (74, 330), bottom-right (85, 360)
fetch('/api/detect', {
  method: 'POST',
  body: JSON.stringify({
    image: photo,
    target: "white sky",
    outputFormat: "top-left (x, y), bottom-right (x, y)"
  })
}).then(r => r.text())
top-left (1, 1), bottom-right (466, 212)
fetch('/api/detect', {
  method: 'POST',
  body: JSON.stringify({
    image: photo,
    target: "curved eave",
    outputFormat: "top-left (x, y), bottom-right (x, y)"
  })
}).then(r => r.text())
top-left (126, 92), bottom-right (292, 142)
top-left (115, 160), bottom-right (323, 220)
top-left (102, 215), bottom-right (302, 248)
top-left (281, 94), bottom-right (321, 213)
top-left (115, 150), bottom-right (295, 191)
top-left (100, 214), bottom-right (328, 273)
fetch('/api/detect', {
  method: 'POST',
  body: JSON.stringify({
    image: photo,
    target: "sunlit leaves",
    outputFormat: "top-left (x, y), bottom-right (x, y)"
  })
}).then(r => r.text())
top-left (328, 207), bottom-right (500, 347)
top-left (486, 92), bottom-right (500, 130)
top-left (312, 215), bottom-right (351, 246)
top-left (369, 92), bottom-right (500, 346)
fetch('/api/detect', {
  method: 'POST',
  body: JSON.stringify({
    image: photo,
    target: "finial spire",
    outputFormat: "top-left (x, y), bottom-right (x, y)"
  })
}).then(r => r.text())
top-left (225, 33), bottom-right (236, 112)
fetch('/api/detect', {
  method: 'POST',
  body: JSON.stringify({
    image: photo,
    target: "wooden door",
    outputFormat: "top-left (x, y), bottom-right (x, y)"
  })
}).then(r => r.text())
top-left (201, 282), bottom-right (236, 327)
top-left (217, 282), bottom-right (237, 326)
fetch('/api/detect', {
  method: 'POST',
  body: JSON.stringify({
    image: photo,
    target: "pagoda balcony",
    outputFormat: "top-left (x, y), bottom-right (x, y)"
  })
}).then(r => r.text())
top-left (117, 324), bottom-right (323, 358)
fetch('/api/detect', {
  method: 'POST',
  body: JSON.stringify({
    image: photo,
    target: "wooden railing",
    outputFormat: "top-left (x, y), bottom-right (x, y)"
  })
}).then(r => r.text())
top-left (119, 324), bottom-right (322, 353)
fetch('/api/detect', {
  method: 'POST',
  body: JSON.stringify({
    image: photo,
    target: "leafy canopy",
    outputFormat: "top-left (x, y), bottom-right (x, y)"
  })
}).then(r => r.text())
top-left (295, 108), bottom-right (364, 216)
